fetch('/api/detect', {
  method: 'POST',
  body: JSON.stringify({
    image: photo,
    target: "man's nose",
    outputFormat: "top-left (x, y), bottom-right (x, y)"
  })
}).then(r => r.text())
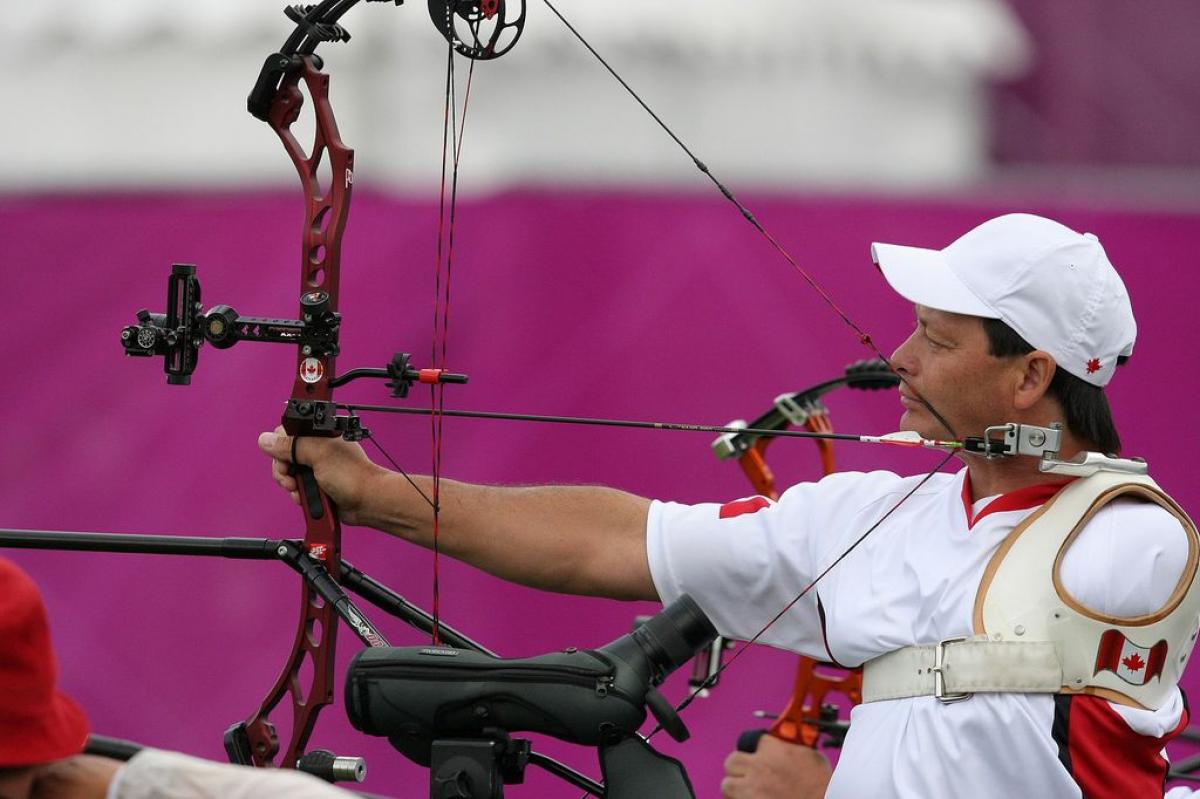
top-left (890, 333), bottom-right (917, 376)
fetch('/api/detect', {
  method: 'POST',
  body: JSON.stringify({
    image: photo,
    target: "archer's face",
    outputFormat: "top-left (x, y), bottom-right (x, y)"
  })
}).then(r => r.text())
top-left (889, 306), bottom-right (1016, 441)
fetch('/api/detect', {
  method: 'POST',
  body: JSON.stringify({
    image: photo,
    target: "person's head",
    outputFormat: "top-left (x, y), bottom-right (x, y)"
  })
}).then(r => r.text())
top-left (871, 214), bottom-right (1136, 453)
top-left (0, 558), bottom-right (89, 791)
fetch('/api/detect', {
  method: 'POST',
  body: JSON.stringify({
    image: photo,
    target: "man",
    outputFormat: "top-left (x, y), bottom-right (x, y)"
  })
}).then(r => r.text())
top-left (0, 557), bottom-right (359, 799)
top-left (260, 214), bottom-right (1196, 797)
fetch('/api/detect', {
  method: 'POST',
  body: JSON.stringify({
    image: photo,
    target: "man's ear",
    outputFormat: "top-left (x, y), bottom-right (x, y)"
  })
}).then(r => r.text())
top-left (1013, 350), bottom-right (1056, 410)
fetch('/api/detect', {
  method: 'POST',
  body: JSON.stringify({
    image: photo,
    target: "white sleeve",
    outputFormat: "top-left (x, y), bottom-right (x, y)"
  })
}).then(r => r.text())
top-left (1058, 497), bottom-right (1189, 617)
top-left (107, 749), bottom-right (359, 799)
top-left (646, 471), bottom-right (901, 657)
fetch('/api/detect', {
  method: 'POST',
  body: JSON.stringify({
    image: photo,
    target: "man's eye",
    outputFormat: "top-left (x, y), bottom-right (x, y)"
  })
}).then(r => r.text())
top-left (915, 320), bottom-right (948, 349)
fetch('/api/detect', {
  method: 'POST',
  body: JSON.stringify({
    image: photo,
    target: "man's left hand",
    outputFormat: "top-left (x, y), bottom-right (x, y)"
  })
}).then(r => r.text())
top-left (721, 735), bottom-right (832, 798)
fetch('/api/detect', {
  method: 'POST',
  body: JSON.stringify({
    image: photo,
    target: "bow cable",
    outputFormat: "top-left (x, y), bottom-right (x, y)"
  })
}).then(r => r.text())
top-left (651, 449), bottom-right (958, 737)
top-left (538, 0), bottom-right (959, 440)
top-left (534, 0), bottom-right (969, 746)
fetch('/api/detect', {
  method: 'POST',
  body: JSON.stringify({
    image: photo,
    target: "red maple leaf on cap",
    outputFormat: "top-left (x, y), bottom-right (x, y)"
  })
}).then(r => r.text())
top-left (1122, 652), bottom-right (1145, 672)
top-left (1086, 358), bottom-right (1102, 374)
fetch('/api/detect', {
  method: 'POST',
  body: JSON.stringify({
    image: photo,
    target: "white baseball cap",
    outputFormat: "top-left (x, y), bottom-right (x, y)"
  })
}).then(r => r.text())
top-left (871, 213), bottom-right (1136, 387)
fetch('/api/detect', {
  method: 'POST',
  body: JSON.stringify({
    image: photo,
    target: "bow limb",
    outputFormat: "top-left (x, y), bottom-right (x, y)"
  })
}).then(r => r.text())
top-left (767, 658), bottom-right (863, 748)
top-left (736, 440), bottom-right (779, 500)
top-left (728, 393), bottom-right (869, 750)
top-left (764, 412), bottom-right (862, 749)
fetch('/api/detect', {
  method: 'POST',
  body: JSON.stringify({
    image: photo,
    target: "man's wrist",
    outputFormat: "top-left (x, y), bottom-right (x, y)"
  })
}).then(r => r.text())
top-left (357, 467), bottom-right (430, 538)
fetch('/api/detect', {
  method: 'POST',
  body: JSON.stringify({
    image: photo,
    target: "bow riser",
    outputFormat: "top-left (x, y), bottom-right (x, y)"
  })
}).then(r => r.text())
top-left (239, 55), bottom-right (355, 769)
top-left (270, 58), bottom-right (354, 318)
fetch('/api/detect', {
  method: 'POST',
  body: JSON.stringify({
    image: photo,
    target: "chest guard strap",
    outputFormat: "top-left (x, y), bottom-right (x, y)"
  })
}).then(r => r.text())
top-left (862, 469), bottom-right (1200, 709)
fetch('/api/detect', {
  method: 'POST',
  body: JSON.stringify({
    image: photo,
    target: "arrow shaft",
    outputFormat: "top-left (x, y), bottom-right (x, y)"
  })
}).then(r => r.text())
top-left (337, 403), bottom-right (961, 450)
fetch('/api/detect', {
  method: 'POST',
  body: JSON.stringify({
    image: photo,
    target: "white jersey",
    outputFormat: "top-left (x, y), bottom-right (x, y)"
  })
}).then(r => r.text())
top-left (647, 468), bottom-right (1191, 799)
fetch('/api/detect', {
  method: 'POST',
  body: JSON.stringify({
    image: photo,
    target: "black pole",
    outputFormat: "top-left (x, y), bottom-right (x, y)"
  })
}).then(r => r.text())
top-left (0, 529), bottom-right (281, 558)
top-left (340, 561), bottom-right (497, 656)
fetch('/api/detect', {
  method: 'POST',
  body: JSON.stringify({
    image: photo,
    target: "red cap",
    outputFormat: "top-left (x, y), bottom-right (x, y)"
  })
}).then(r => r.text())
top-left (0, 558), bottom-right (89, 766)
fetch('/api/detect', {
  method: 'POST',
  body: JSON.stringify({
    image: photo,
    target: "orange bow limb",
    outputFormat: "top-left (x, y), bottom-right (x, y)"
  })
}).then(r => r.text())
top-left (736, 410), bottom-right (861, 750)
top-left (767, 657), bottom-right (863, 748)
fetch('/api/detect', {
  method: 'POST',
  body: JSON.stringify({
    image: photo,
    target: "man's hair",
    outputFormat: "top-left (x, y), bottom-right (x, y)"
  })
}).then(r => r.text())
top-left (981, 318), bottom-right (1126, 454)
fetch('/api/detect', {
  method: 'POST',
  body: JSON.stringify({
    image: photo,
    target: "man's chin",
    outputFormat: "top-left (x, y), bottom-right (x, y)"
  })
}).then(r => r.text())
top-left (898, 410), bottom-right (950, 440)
top-left (897, 409), bottom-right (923, 434)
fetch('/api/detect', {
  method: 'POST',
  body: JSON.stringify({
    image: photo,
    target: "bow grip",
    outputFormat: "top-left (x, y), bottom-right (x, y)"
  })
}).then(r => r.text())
top-left (284, 429), bottom-right (336, 522)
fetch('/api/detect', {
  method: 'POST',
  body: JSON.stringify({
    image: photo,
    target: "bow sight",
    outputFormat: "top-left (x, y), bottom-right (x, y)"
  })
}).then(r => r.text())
top-left (119, 264), bottom-right (342, 386)
top-left (120, 263), bottom-right (466, 439)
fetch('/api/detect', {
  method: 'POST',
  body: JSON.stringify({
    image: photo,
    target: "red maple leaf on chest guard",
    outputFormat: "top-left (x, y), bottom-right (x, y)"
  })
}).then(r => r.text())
top-left (1122, 652), bottom-right (1145, 672)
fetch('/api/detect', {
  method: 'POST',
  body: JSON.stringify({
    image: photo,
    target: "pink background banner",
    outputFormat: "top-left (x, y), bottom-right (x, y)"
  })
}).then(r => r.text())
top-left (2, 189), bottom-right (1198, 796)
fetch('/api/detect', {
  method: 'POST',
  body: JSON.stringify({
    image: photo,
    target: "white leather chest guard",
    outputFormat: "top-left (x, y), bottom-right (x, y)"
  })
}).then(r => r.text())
top-left (974, 469), bottom-right (1200, 709)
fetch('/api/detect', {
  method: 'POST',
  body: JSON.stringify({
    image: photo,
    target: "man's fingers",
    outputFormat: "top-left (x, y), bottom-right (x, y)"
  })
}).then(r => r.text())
top-left (261, 428), bottom-right (303, 499)
top-left (723, 751), bottom-right (750, 778)
top-left (721, 738), bottom-right (832, 799)
top-left (257, 429), bottom-right (294, 462)
top-left (271, 457), bottom-right (298, 488)
top-left (275, 471), bottom-right (298, 493)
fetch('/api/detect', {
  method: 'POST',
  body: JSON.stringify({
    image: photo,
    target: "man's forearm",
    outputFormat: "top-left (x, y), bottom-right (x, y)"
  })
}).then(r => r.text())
top-left (359, 471), bottom-right (657, 600)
